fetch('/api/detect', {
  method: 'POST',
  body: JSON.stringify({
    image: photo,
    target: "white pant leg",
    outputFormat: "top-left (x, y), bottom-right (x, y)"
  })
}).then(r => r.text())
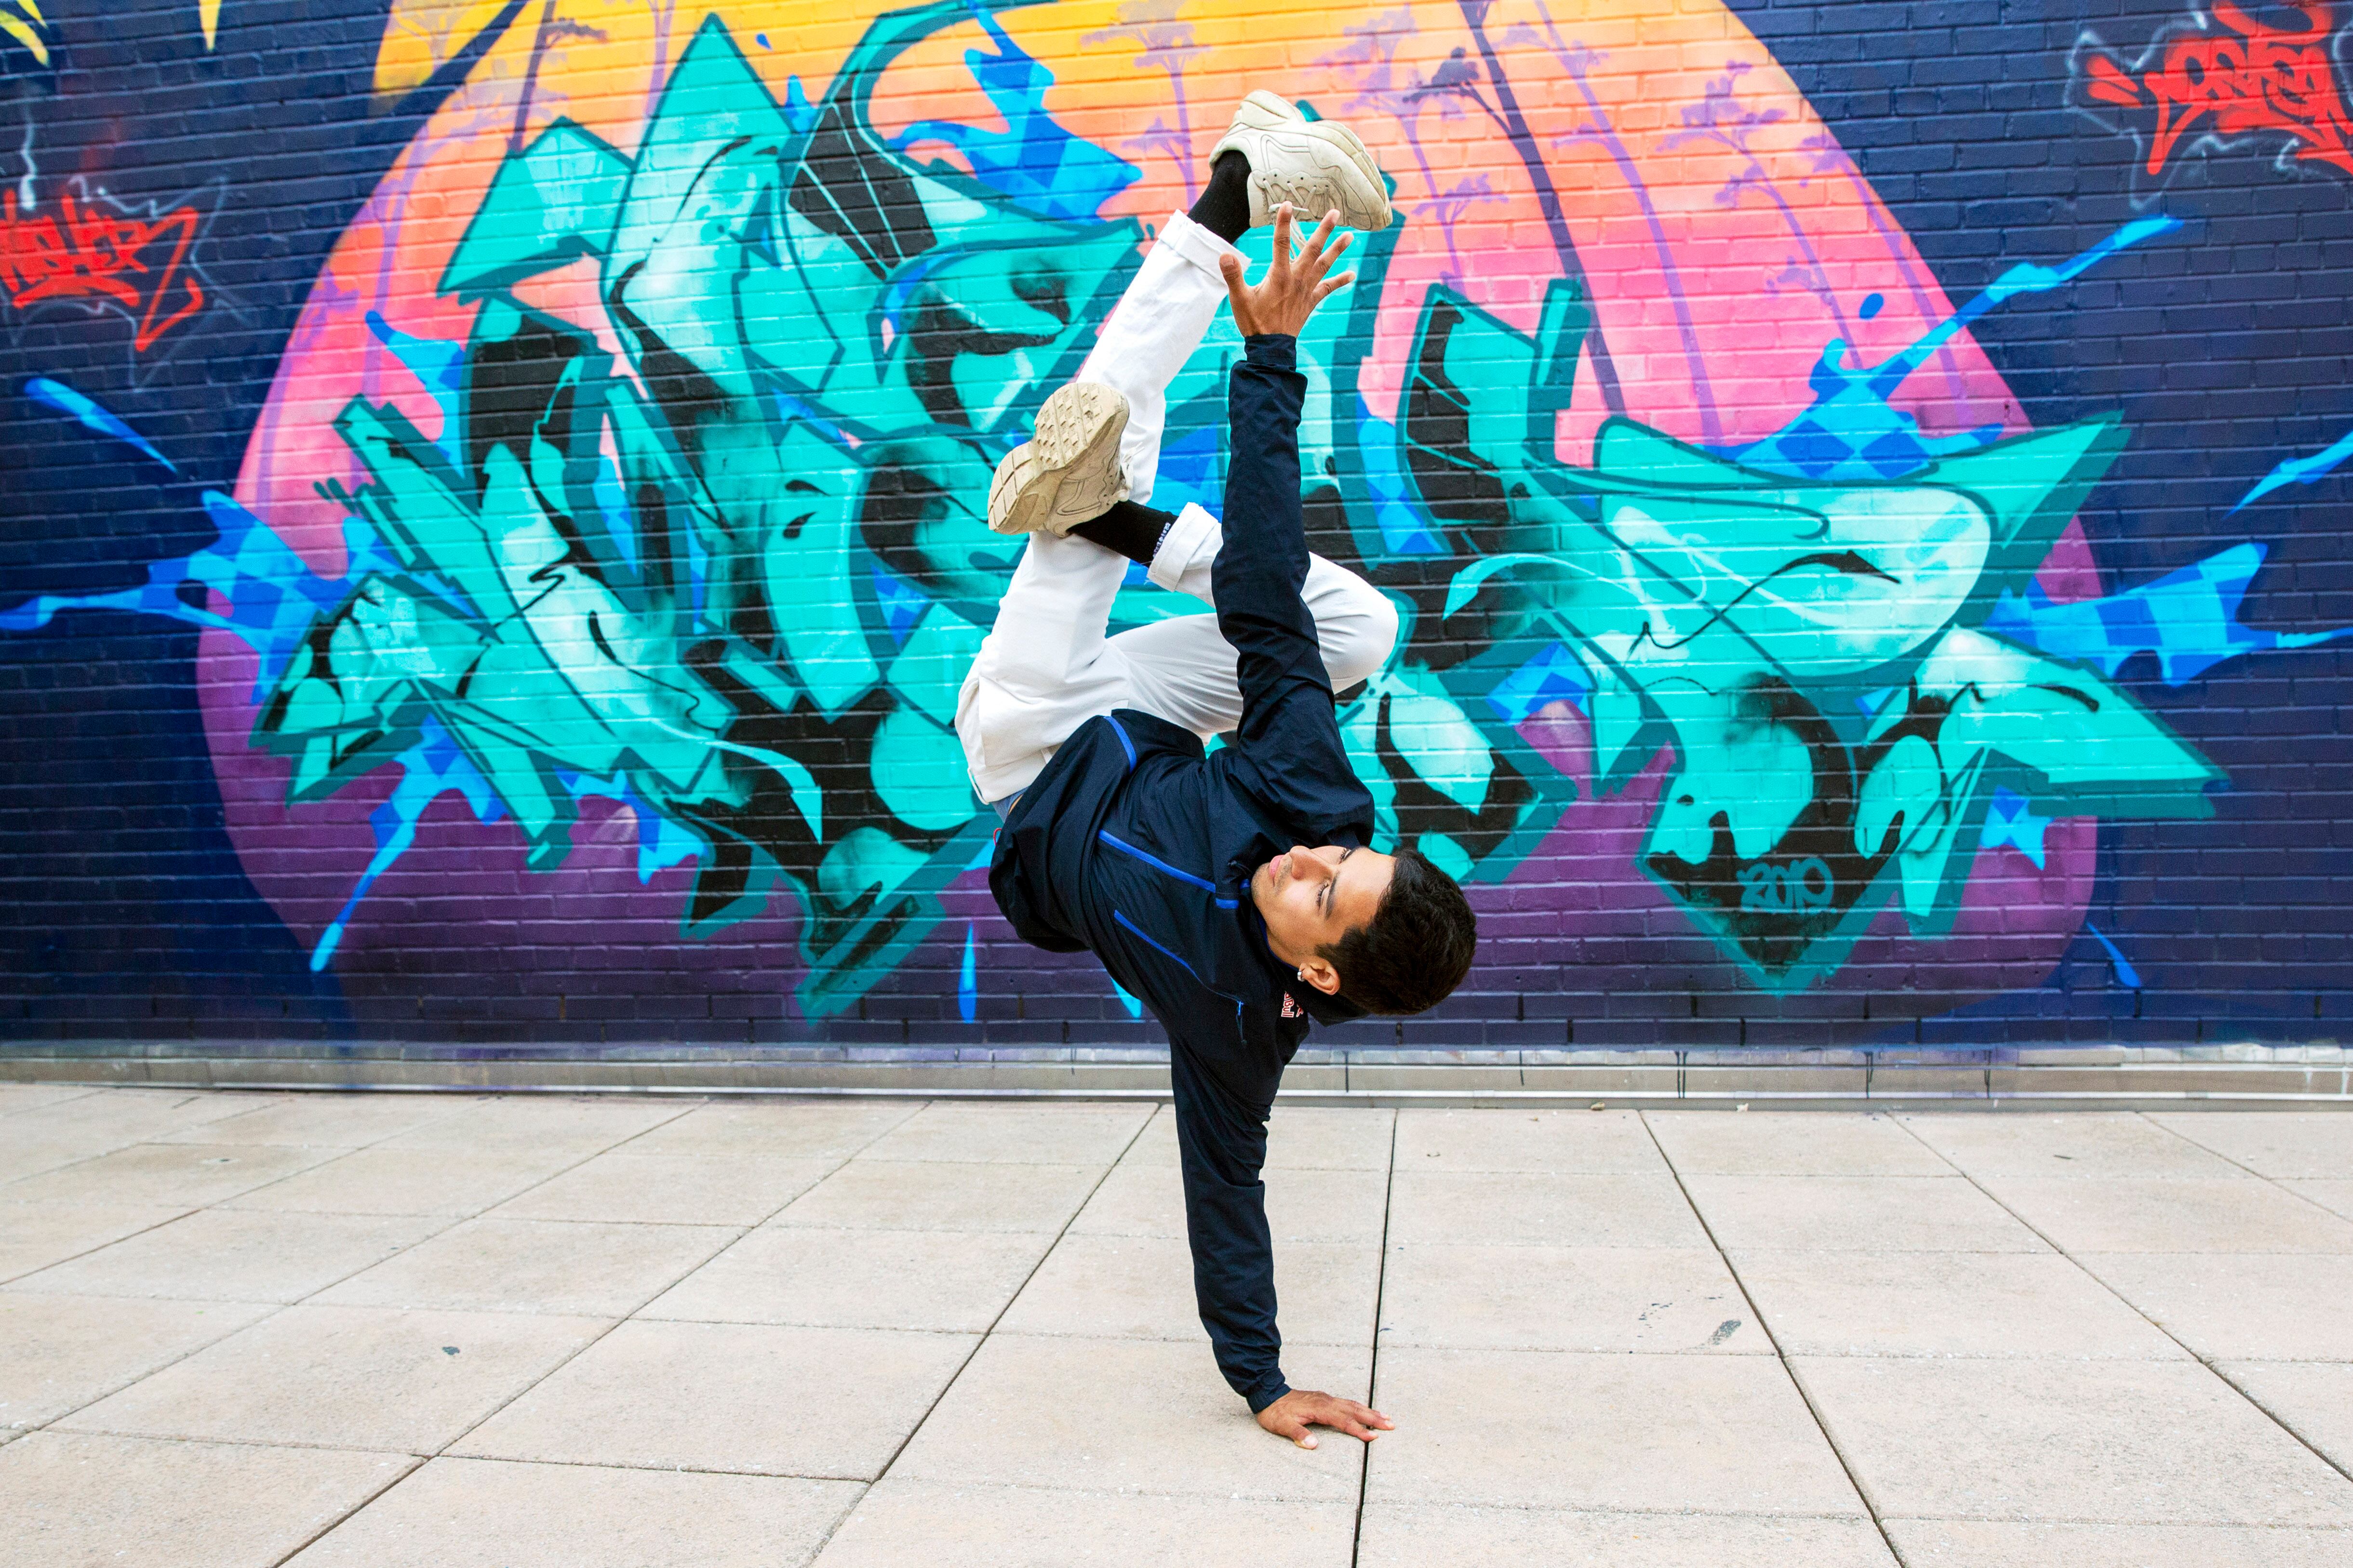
top-left (956, 528), bottom-right (1135, 805)
top-left (1071, 212), bottom-right (1235, 505)
top-left (956, 215), bottom-right (1237, 804)
top-left (1113, 507), bottom-right (1399, 741)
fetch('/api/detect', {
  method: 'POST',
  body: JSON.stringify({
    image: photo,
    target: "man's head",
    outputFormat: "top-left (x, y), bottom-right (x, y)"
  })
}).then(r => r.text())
top-left (1250, 844), bottom-right (1477, 1015)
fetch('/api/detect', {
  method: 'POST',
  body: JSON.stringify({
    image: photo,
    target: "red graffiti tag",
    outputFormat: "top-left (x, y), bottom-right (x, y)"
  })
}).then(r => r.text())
top-left (0, 186), bottom-right (205, 351)
top-left (2084, 1), bottom-right (2353, 179)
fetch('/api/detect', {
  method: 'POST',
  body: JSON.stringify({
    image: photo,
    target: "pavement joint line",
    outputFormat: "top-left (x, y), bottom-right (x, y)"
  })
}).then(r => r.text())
top-left (2134, 1106), bottom-right (2353, 1223)
top-left (798, 1101), bottom-right (1162, 1561)
top-left (1635, 1110), bottom-right (1910, 1567)
top-left (265, 1451), bottom-right (432, 1568)
top-left (1886, 1113), bottom-right (2353, 1496)
top-left (1350, 1108), bottom-right (1401, 1568)
top-left (0, 1203), bottom-right (203, 1289)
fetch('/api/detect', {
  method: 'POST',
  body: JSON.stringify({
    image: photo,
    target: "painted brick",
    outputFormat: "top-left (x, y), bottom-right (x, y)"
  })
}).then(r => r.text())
top-left (0, 0), bottom-right (2347, 1059)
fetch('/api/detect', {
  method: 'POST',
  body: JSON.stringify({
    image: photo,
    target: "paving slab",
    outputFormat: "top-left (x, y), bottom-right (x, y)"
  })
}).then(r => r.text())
top-left (2287, 1179), bottom-right (2353, 1222)
top-left (57, 1302), bottom-right (605, 1452)
top-left (374, 1095), bottom-right (689, 1155)
top-left (8, 1207), bottom-right (441, 1302)
top-left (644, 1224), bottom-right (1053, 1332)
top-left (220, 1145), bottom-right (587, 1217)
top-left (2145, 1112), bottom-right (2353, 1179)
top-left (890, 1333), bottom-right (1368, 1501)
top-left (1385, 1170), bottom-right (1708, 1249)
top-left (1976, 1175), bottom-right (2353, 1254)
top-left (453, 1319), bottom-right (975, 1479)
top-left (0, 1293), bottom-right (273, 1434)
top-left (1000, 1232), bottom-right (1377, 1346)
top-left (152, 1095), bottom-right (462, 1149)
top-left (1793, 1356), bottom-right (2353, 1525)
top-left (2219, 1361), bottom-right (2353, 1472)
top-left (1732, 1249), bottom-right (2187, 1359)
top-left (1648, 1111), bottom-right (1950, 1176)
top-left (315, 1216), bottom-right (735, 1316)
top-left (2080, 1253), bottom-right (2353, 1359)
top-left (0, 1092), bottom-right (269, 1170)
top-left (1123, 1105), bottom-right (1397, 1171)
top-left (1070, 1160), bottom-right (1389, 1243)
top-left (0, 1085), bottom-right (101, 1117)
top-left (815, 1477), bottom-right (1357, 1568)
top-left (0, 1141), bottom-right (335, 1207)
top-left (776, 1158), bottom-right (1103, 1234)
top-left (1358, 1505), bottom-right (1898, 1567)
top-left (1377, 1243), bottom-right (1762, 1354)
top-left (1364, 1346), bottom-right (1864, 1515)
top-left (856, 1102), bottom-right (1152, 1164)
top-left (1397, 1108), bottom-right (1662, 1173)
top-left (1901, 1113), bottom-right (2245, 1179)
top-left (1677, 1174), bottom-right (2045, 1252)
top-left (621, 1100), bottom-right (914, 1159)
top-left (0, 1199), bottom-right (189, 1282)
top-left (0, 1429), bottom-right (412, 1568)
top-left (491, 1151), bottom-right (840, 1226)
top-left (0, 1126), bottom-right (146, 1187)
top-left (287, 1457), bottom-right (861, 1568)
top-left (1881, 1518), bottom-right (2353, 1567)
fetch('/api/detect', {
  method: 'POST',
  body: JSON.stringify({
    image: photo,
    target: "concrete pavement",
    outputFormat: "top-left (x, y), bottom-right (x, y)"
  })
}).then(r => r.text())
top-left (2, 1084), bottom-right (2350, 1565)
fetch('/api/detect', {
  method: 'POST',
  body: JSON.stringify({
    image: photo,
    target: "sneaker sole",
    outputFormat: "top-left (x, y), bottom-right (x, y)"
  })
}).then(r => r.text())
top-left (988, 383), bottom-right (1131, 536)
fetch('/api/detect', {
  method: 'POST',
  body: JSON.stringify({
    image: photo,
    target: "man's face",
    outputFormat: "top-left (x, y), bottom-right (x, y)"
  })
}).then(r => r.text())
top-left (1250, 844), bottom-right (1396, 981)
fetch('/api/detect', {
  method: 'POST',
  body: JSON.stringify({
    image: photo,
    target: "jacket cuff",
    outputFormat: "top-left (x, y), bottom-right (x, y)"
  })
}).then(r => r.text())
top-left (1242, 334), bottom-right (1297, 372)
top-left (1244, 1376), bottom-right (1292, 1415)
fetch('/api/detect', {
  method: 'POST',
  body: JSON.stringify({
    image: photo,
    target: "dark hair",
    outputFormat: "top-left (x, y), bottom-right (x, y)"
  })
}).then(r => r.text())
top-left (1319, 848), bottom-right (1478, 1015)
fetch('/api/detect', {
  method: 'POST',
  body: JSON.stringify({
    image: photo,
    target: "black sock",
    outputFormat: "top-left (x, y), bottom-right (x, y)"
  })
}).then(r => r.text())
top-left (1071, 500), bottom-right (1178, 567)
top-left (1188, 150), bottom-right (1252, 245)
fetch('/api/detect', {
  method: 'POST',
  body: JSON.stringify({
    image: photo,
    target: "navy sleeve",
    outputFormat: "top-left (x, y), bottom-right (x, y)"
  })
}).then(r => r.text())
top-left (1214, 334), bottom-right (1374, 847)
top-left (1167, 1032), bottom-right (1288, 1413)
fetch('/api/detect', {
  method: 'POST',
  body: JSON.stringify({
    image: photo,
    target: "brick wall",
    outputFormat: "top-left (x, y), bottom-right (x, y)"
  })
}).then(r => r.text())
top-left (2, 0), bottom-right (2348, 1050)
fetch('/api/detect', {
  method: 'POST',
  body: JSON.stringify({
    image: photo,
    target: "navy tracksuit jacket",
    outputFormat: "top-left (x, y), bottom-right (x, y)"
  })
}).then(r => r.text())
top-left (989, 334), bottom-right (1376, 1412)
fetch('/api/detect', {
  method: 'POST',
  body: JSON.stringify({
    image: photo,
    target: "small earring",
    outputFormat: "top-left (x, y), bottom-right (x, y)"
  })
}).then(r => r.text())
top-left (1297, 969), bottom-right (1308, 982)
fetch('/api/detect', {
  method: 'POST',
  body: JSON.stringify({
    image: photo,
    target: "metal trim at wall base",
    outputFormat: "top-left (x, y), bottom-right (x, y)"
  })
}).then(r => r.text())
top-left (2, 1044), bottom-right (2349, 1109)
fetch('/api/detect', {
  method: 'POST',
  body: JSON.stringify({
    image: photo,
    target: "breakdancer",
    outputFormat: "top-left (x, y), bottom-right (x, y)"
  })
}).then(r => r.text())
top-left (957, 94), bottom-right (1479, 1448)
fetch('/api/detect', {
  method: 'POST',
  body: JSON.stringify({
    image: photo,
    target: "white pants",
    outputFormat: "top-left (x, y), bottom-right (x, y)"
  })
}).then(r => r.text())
top-left (956, 212), bottom-right (1398, 805)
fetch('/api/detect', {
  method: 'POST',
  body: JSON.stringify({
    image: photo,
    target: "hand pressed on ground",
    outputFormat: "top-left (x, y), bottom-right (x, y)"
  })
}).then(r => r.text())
top-left (1256, 1387), bottom-right (1393, 1449)
top-left (1218, 205), bottom-right (1356, 340)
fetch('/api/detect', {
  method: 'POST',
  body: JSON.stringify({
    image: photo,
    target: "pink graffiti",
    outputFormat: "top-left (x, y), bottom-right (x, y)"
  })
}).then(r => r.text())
top-left (2084, 2), bottom-right (2353, 179)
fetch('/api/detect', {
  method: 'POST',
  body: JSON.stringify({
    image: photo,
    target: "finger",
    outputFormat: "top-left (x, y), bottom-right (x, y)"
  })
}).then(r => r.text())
top-left (1310, 271), bottom-right (1356, 306)
top-left (1218, 251), bottom-right (1251, 327)
top-left (1299, 211), bottom-right (1339, 283)
top-left (1272, 202), bottom-right (1294, 270)
top-left (1326, 228), bottom-right (1356, 261)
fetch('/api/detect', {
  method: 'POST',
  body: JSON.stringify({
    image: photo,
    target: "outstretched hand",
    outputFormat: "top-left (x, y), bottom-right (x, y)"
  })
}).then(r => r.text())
top-left (1256, 1387), bottom-right (1393, 1449)
top-left (1218, 205), bottom-right (1357, 340)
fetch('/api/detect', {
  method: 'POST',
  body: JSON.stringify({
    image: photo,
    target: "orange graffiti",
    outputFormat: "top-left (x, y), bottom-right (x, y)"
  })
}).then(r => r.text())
top-left (2084, 2), bottom-right (2353, 179)
top-left (0, 186), bottom-right (206, 351)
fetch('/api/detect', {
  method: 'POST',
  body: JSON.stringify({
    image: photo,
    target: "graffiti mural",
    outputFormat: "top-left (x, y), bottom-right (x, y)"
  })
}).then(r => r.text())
top-left (2073, 2), bottom-right (2353, 195)
top-left (3, 0), bottom-right (2351, 1044)
top-left (0, 179), bottom-right (212, 354)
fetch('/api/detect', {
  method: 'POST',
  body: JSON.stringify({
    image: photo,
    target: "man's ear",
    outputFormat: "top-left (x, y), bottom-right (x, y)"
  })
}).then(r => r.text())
top-left (1297, 954), bottom-right (1343, 997)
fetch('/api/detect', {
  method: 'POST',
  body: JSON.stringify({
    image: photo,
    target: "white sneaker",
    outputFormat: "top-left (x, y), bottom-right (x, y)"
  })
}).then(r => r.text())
top-left (1209, 91), bottom-right (1393, 231)
top-left (987, 382), bottom-right (1131, 536)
